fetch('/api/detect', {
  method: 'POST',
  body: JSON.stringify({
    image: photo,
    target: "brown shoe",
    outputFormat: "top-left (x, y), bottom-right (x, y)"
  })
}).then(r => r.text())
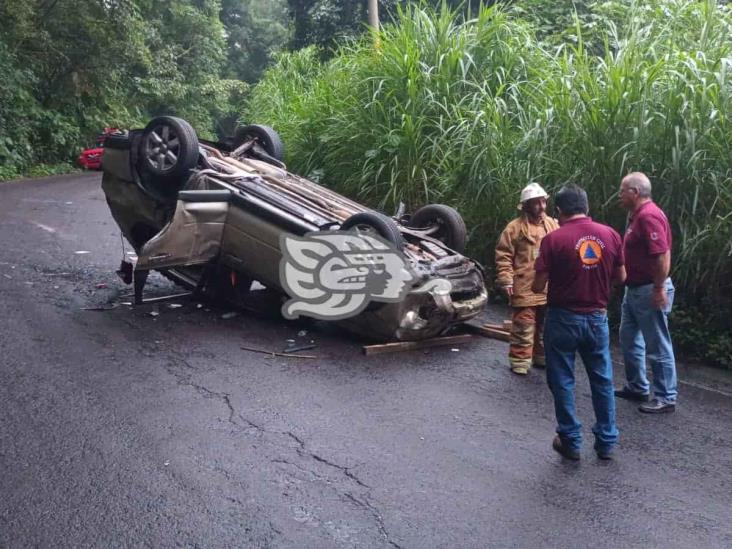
top-left (552, 436), bottom-right (580, 460)
top-left (614, 387), bottom-right (650, 402)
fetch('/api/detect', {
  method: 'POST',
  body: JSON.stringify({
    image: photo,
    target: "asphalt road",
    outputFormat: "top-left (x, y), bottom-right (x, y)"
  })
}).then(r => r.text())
top-left (1, 173), bottom-right (731, 548)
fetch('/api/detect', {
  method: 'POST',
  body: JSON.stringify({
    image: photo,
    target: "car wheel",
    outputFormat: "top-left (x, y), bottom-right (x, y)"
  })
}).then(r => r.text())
top-left (409, 204), bottom-right (467, 253)
top-left (138, 116), bottom-right (199, 187)
top-left (341, 211), bottom-right (405, 250)
top-left (234, 124), bottom-right (285, 162)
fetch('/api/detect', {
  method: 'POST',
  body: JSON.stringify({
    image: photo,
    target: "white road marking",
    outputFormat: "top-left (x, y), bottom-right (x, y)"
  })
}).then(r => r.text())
top-left (678, 379), bottom-right (732, 398)
top-left (32, 222), bottom-right (57, 234)
top-left (612, 359), bottom-right (732, 398)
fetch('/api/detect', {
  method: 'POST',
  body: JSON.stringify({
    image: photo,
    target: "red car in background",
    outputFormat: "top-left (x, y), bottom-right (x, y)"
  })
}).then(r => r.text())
top-left (78, 127), bottom-right (120, 170)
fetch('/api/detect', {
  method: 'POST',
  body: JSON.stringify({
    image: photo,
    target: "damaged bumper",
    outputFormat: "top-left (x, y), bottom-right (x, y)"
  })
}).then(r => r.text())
top-left (338, 281), bottom-right (488, 342)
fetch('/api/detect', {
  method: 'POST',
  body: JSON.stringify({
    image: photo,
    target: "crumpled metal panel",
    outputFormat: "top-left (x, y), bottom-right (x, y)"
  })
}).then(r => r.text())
top-left (136, 200), bottom-right (229, 270)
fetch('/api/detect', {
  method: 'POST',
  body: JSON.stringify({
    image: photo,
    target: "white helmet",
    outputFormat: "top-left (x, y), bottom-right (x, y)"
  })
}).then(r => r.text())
top-left (517, 182), bottom-right (549, 210)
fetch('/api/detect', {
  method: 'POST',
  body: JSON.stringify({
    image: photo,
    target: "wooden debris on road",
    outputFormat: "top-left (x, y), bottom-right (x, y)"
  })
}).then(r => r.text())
top-left (282, 343), bottom-right (317, 354)
top-left (240, 345), bottom-right (317, 359)
top-left (362, 333), bottom-right (476, 356)
top-left (460, 323), bottom-right (511, 342)
top-left (141, 291), bottom-right (193, 304)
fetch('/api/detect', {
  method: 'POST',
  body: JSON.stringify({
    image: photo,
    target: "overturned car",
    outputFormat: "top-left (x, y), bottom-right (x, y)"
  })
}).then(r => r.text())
top-left (101, 116), bottom-right (487, 341)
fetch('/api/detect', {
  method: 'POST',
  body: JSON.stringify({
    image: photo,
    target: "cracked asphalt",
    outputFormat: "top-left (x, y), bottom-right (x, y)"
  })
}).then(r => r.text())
top-left (1, 173), bottom-right (731, 548)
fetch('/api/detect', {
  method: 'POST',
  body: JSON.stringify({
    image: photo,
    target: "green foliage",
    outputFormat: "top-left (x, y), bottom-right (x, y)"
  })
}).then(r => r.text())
top-left (222, 0), bottom-right (290, 84)
top-left (247, 46), bottom-right (329, 168)
top-left (248, 0), bottom-right (732, 364)
top-left (284, 0), bottom-right (484, 53)
top-left (0, 0), bottom-right (516, 179)
top-left (136, 0), bottom-right (247, 138)
top-left (286, 0), bottom-right (402, 50)
top-left (0, 0), bottom-right (247, 176)
top-left (513, 0), bottom-right (616, 51)
top-left (25, 163), bottom-right (80, 179)
top-left (0, 43), bottom-right (38, 172)
top-left (672, 301), bottom-right (732, 368)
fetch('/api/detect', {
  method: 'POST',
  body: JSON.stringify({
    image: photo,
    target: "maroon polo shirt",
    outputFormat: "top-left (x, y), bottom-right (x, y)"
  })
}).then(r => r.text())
top-left (623, 201), bottom-right (672, 286)
top-left (535, 217), bottom-right (624, 313)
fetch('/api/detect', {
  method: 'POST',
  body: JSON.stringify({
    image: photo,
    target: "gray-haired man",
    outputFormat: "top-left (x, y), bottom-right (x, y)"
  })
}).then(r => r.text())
top-left (615, 172), bottom-right (677, 413)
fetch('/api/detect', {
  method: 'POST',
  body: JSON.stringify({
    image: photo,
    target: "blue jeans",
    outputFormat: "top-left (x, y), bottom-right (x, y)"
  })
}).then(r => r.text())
top-left (619, 279), bottom-right (677, 403)
top-left (544, 307), bottom-right (619, 453)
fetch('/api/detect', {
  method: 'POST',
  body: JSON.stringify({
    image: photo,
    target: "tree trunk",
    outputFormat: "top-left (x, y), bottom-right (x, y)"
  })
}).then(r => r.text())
top-left (367, 0), bottom-right (378, 30)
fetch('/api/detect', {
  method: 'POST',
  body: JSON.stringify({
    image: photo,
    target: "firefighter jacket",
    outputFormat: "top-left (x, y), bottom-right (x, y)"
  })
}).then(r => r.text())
top-left (495, 214), bottom-right (559, 307)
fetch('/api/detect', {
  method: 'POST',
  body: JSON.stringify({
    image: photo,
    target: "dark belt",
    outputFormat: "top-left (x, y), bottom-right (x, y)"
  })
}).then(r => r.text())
top-left (548, 306), bottom-right (607, 314)
top-left (626, 281), bottom-right (653, 288)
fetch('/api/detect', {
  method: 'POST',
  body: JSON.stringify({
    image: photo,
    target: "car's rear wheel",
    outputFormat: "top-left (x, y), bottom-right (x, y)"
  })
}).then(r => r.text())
top-left (409, 204), bottom-right (467, 253)
top-left (340, 211), bottom-right (404, 250)
top-left (234, 124), bottom-right (285, 162)
top-left (138, 116), bottom-right (200, 202)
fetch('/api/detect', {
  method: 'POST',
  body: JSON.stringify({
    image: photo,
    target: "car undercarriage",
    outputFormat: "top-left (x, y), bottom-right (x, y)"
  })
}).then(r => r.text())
top-left (101, 116), bottom-right (487, 341)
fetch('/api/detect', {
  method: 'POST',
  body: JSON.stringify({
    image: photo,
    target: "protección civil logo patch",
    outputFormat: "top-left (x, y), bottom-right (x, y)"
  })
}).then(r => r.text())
top-left (575, 236), bottom-right (605, 268)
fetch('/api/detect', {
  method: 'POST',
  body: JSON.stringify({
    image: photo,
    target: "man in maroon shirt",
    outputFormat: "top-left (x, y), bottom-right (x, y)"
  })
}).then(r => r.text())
top-left (532, 184), bottom-right (626, 460)
top-left (615, 172), bottom-right (677, 413)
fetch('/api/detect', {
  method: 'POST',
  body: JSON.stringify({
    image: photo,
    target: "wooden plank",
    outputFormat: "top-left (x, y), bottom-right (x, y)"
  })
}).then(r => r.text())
top-left (362, 334), bottom-right (476, 356)
top-left (241, 345), bottom-right (317, 359)
top-left (462, 323), bottom-right (511, 342)
top-left (141, 291), bottom-right (193, 304)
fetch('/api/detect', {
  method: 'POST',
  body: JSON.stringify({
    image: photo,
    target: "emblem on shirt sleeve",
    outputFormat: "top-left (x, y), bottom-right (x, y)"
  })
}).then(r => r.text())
top-left (650, 231), bottom-right (659, 240)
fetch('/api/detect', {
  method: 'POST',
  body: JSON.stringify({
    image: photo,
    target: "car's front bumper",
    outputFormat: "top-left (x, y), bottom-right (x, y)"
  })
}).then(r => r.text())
top-left (337, 283), bottom-right (488, 342)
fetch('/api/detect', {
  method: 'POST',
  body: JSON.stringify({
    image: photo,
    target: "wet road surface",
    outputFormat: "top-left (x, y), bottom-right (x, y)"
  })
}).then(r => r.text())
top-left (1, 173), bottom-right (731, 548)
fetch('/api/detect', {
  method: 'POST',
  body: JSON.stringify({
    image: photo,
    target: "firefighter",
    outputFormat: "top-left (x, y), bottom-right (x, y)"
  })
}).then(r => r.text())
top-left (495, 183), bottom-right (559, 375)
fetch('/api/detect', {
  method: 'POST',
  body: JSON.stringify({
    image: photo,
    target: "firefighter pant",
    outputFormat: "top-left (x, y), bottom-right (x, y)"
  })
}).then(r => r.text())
top-left (508, 305), bottom-right (546, 370)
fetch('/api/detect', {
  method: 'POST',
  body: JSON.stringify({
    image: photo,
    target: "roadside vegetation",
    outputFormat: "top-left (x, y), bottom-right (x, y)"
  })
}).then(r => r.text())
top-left (0, 0), bottom-right (282, 180)
top-left (247, 1), bottom-right (732, 366)
top-left (0, 0), bottom-right (391, 180)
top-left (1, 0), bottom-right (729, 366)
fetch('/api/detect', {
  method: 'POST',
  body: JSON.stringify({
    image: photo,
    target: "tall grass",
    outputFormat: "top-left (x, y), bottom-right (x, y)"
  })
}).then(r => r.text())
top-left (247, 0), bottom-right (732, 361)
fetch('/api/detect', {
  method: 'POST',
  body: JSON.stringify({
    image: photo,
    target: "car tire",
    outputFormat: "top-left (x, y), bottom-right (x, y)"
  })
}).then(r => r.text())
top-left (341, 211), bottom-right (405, 250)
top-left (234, 124), bottom-right (285, 162)
top-left (138, 116), bottom-right (199, 193)
top-left (409, 204), bottom-right (467, 253)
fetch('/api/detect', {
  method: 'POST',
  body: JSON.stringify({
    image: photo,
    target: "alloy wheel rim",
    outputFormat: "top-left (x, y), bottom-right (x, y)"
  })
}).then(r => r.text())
top-left (144, 124), bottom-right (180, 171)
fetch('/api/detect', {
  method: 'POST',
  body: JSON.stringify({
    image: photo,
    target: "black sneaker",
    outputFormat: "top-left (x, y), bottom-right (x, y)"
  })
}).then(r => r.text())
top-left (614, 387), bottom-right (651, 402)
top-left (639, 399), bottom-right (676, 414)
top-left (552, 435), bottom-right (580, 460)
